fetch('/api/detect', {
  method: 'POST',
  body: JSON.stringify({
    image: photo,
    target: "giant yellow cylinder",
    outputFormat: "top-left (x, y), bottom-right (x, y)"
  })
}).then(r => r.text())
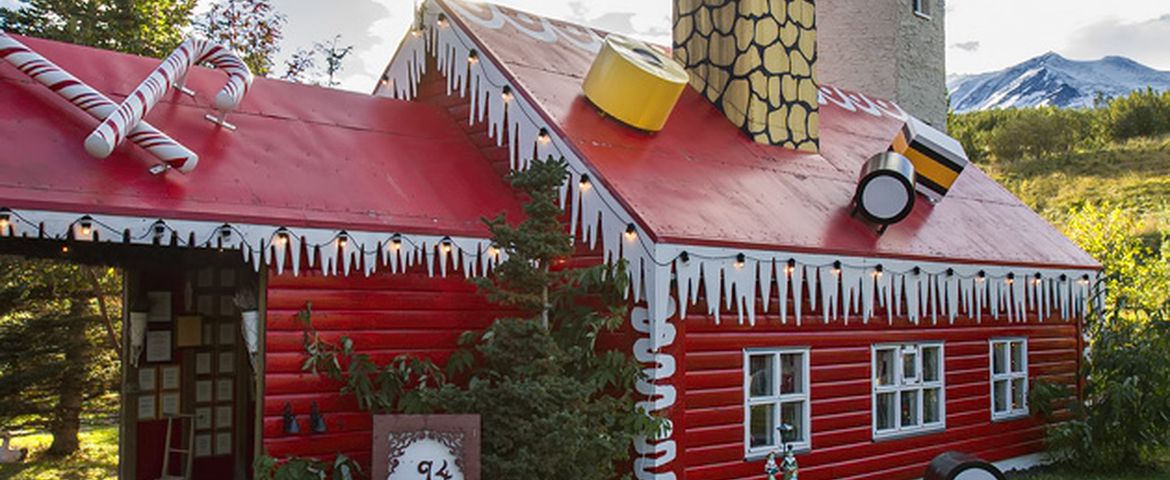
top-left (582, 35), bottom-right (689, 132)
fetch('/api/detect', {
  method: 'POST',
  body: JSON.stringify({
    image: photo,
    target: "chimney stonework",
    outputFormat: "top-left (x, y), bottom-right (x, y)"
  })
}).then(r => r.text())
top-left (673, 0), bottom-right (820, 152)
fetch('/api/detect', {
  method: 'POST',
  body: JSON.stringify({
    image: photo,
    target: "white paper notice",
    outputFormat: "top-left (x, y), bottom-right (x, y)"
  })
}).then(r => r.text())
top-left (215, 432), bottom-right (232, 455)
top-left (195, 434), bottom-right (212, 457)
top-left (215, 405), bottom-right (233, 429)
top-left (195, 380), bottom-right (213, 403)
top-left (145, 330), bottom-right (171, 363)
top-left (160, 392), bottom-right (180, 416)
top-left (196, 352), bottom-right (212, 375)
top-left (137, 367), bottom-right (156, 391)
top-left (218, 351), bottom-right (235, 374)
top-left (216, 379), bottom-right (233, 402)
top-left (195, 407), bottom-right (212, 430)
top-left (137, 395), bottom-right (156, 420)
top-left (160, 365), bottom-right (180, 390)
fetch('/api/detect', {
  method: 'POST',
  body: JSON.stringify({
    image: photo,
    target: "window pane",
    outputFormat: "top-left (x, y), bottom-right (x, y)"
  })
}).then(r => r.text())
top-left (900, 390), bottom-right (920, 427)
top-left (994, 380), bottom-right (1008, 413)
top-left (923, 387), bottom-right (941, 424)
top-left (1011, 378), bottom-right (1026, 410)
top-left (780, 401), bottom-right (804, 444)
top-left (780, 353), bottom-right (803, 395)
top-left (876, 392), bottom-right (896, 430)
top-left (902, 348), bottom-right (919, 383)
top-left (1011, 341), bottom-right (1025, 374)
top-left (749, 354), bottom-right (775, 398)
top-left (876, 349), bottom-right (896, 386)
top-left (922, 346), bottom-right (940, 383)
top-left (993, 343), bottom-right (1007, 375)
top-left (749, 403), bottom-right (776, 448)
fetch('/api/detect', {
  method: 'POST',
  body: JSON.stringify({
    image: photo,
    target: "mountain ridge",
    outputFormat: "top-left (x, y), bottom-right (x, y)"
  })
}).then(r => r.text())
top-left (948, 52), bottom-right (1170, 113)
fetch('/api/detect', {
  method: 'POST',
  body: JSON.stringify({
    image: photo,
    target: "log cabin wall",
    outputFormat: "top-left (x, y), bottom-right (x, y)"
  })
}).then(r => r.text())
top-left (261, 266), bottom-right (510, 466)
top-left (679, 293), bottom-right (1080, 480)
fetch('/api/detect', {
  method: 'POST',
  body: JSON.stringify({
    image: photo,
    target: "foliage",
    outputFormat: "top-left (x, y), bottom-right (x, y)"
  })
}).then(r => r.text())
top-left (1032, 302), bottom-right (1170, 470)
top-left (280, 36), bottom-right (355, 87)
top-left (1063, 204), bottom-right (1170, 311)
top-left (0, 423), bottom-right (118, 480)
top-left (298, 158), bottom-right (662, 480)
top-left (0, 257), bottom-right (121, 456)
top-left (194, 0), bottom-right (285, 76)
top-left (253, 453), bottom-right (362, 480)
top-left (1102, 89), bottom-right (1170, 141)
top-left (0, 0), bottom-right (197, 57)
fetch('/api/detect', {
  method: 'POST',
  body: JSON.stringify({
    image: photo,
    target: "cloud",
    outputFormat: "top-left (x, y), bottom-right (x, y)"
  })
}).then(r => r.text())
top-left (1066, 14), bottom-right (1170, 70)
top-left (565, 1), bottom-right (671, 45)
top-left (950, 41), bottom-right (981, 52)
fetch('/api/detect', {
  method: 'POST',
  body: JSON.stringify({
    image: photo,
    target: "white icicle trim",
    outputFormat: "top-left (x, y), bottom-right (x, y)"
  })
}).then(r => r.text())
top-left (0, 208), bottom-right (504, 278)
top-left (657, 244), bottom-right (1099, 325)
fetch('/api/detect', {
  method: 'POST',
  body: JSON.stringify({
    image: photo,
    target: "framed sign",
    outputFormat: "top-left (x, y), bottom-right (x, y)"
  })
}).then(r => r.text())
top-left (372, 415), bottom-right (480, 480)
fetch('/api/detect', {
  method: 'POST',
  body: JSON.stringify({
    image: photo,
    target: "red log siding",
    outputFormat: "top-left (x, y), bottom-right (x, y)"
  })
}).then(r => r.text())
top-left (261, 267), bottom-right (511, 466)
top-left (681, 308), bottom-right (1079, 480)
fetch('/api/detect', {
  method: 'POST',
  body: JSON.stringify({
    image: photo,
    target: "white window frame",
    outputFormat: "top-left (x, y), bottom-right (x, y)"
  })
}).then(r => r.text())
top-left (990, 337), bottom-right (1029, 420)
top-left (871, 342), bottom-right (946, 440)
top-left (743, 347), bottom-right (812, 457)
top-left (913, 0), bottom-right (932, 19)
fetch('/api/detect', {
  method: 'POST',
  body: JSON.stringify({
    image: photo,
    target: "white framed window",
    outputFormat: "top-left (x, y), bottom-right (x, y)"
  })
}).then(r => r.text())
top-left (744, 348), bottom-right (811, 456)
top-left (913, 0), bottom-right (932, 18)
top-left (872, 342), bottom-right (945, 439)
top-left (990, 338), bottom-right (1029, 420)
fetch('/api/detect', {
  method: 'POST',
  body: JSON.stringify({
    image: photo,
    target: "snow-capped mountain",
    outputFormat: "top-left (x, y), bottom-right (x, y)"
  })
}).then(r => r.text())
top-left (947, 52), bottom-right (1170, 113)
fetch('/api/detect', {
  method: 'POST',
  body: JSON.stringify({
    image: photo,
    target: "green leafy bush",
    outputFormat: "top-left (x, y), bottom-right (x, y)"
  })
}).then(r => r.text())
top-left (1103, 89), bottom-right (1170, 141)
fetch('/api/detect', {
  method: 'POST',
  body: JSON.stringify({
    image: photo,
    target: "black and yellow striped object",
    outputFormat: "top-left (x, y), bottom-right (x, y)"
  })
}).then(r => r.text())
top-left (891, 116), bottom-right (969, 202)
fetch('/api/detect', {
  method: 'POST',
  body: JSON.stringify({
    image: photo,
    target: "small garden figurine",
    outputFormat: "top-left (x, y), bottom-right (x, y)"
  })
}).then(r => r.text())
top-left (764, 451), bottom-right (781, 479)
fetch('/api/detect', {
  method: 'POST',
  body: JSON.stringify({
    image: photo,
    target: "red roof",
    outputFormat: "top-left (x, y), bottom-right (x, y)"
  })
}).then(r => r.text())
top-left (437, 0), bottom-right (1098, 270)
top-left (0, 35), bottom-right (522, 238)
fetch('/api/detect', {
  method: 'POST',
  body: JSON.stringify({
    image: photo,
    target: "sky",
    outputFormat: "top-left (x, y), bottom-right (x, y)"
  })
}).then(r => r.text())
top-left (322, 0), bottom-right (1170, 92)
top-left (4, 0), bottom-right (1169, 91)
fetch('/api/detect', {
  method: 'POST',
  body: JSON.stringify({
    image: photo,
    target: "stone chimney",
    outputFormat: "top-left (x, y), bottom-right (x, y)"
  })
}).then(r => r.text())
top-left (673, 0), bottom-right (819, 152)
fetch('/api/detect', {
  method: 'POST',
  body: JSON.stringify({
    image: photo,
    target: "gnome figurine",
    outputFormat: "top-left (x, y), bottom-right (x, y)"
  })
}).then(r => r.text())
top-left (763, 451), bottom-right (781, 480)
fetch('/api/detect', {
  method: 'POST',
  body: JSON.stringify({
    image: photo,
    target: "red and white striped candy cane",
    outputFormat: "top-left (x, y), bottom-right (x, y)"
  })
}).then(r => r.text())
top-left (85, 38), bottom-right (253, 160)
top-left (0, 32), bottom-right (199, 172)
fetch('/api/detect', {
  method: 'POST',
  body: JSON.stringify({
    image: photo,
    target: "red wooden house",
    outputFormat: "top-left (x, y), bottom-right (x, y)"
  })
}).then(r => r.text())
top-left (0, 0), bottom-right (1099, 479)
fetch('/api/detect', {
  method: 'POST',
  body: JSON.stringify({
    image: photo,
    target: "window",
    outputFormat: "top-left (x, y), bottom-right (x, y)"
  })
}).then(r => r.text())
top-left (872, 343), bottom-right (944, 439)
top-left (990, 338), bottom-right (1028, 420)
top-left (744, 348), bottom-right (810, 456)
top-left (913, 0), bottom-right (932, 18)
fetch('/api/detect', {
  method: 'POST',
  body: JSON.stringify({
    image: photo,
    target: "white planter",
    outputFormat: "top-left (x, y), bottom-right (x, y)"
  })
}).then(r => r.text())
top-left (241, 310), bottom-right (260, 369)
top-left (129, 312), bottom-right (148, 367)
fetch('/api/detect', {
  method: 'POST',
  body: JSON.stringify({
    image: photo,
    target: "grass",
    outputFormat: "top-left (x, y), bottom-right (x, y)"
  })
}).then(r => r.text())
top-left (980, 133), bottom-right (1170, 236)
top-left (0, 424), bottom-right (118, 480)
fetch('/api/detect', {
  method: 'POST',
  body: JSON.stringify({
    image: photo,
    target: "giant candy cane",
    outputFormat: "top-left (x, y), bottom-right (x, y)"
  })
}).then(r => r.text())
top-left (84, 38), bottom-right (253, 162)
top-left (0, 32), bottom-right (199, 171)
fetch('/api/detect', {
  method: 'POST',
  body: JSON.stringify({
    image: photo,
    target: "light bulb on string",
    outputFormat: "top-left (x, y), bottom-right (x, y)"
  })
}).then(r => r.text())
top-left (390, 234), bottom-right (403, 251)
top-left (1033, 272), bottom-right (1042, 285)
top-left (78, 216), bottom-right (93, 237)
top-left (679, 251), bottom-right (690, 263)
top-left (152, 221), bottom-right (167, 243)
top-left (977, 270), bottom-right (986, 283)
top-left (832, 260), bottom-right (842, 276)
top-left (467, 49), bottom-right (479, 64)
top-left (1006, 272), bottom-right (1015, 285)
top-left (0, 209), bottom-right (10, 232)
top-left (337, 232), bottom-right (349, 250)
top-left (786, 258), bottom-right (796, 275)
top-left (579, 173), bottom-right (591, 191)
top-left (873, 264), bottom-right (883, 279)
top-left (501, 86), bottom-right (513, 103)
top-left (537, 128), bottom-right (551, 145)
top-left (275, 229), bottom-right (290, 247)
top-left (441, 236), bottom-right (453, 254)
top-left (219, 224), bottom-right (233, 242)
top-left (436, 13), bottom-right (448, 27)
top-left (624, 223), bottom-right (637, 241)
top-left (735, 253), bottom-right (746, 269)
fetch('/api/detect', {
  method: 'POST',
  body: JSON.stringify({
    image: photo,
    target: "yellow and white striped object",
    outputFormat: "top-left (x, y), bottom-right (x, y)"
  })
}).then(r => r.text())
top-left (581, 35), bottom-right (689, 132)
top-left (891, 116), bottom-right (969, 202)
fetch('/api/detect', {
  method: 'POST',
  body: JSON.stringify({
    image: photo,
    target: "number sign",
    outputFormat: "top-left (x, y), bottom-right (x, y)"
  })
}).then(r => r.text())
top-left (372, 415), bottom-right (480, 480)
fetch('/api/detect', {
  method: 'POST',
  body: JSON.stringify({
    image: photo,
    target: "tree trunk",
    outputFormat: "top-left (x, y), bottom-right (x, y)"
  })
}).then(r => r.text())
top-left (47, 301), bottom-right (89, 456)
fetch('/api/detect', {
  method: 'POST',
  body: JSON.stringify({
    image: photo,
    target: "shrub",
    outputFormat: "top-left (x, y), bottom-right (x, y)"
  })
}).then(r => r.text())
top-left (1102, 88), bottom-right (1170, 141)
